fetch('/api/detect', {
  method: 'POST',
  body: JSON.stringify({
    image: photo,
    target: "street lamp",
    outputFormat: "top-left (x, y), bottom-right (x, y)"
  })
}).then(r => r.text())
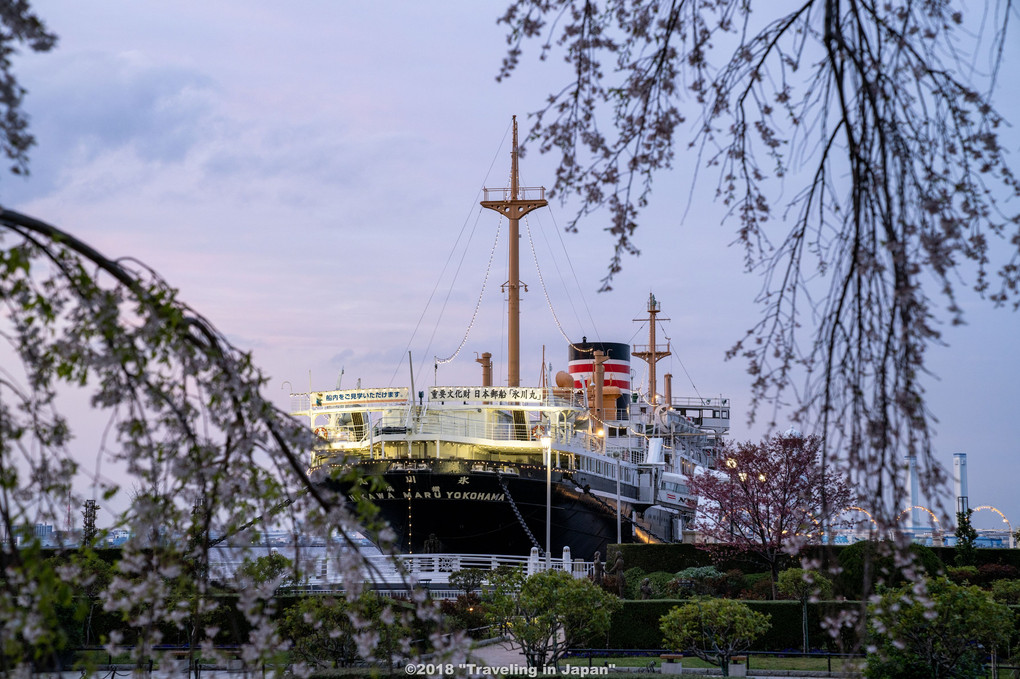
top-left (540, 434), bottom-right (552, 568)
top-left (725, 457), bottom-right (737, 540)
top-left (598, 429), bottom-right (620, 544)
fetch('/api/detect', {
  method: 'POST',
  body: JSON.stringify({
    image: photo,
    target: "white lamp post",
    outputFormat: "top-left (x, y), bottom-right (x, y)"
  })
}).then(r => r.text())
top-left (598, 429), bottom-right (619, 544)
top-left (540, 434), bottom-right (552, 568)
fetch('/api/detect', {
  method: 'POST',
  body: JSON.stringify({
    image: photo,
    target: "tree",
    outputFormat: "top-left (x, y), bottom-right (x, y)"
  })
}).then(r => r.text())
top-left (660, 598), bottom-right (771, 677)
top-left (278, 595), bottom-right (361, 670)
top-left (866, 578), bottom-right (1012, 679)
top-left (486, 568), bottom-right (620, 670)
top-left (778, 568), bottom-right (832, 654)
top-left (497, 0), bottom-right (1020, 548)
top-left (67, 548), bottom-right (114, 647)
top-left (445, 567), bottom-right (490, 639)
top-left (954, 508), bottom-right (978, 567)
top-left (687, 433), bottom-right (852, 598)
top-left (0, 208), bottom-right (463, 675)
top-left (236, 552), bottom-right (294, 592)
top-left (0, 4), bottom-right (56, 176)
top-left (449, 567), bottom-right (487, 595)
top-left (277, 593), bottom-right (414, 671)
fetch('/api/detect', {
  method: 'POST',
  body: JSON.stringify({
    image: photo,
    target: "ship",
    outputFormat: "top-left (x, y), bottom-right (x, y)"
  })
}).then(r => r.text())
top-left (290, 118), bottom-right (729, 558)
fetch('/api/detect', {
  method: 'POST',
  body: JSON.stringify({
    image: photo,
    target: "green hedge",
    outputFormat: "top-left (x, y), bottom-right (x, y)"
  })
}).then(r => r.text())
top-left (611, 544), bottom-right (795, 574)
top-left (613, 542), bottom-right (1020, 576)
top-left (927, 546), bottom-right (1020, 569)
top-left (604, 599), bottom-right (864, 652)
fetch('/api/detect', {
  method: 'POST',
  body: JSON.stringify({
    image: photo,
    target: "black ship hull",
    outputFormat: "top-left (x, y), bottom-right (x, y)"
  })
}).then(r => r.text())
top-left (344, 459), bottom-right (635, 558)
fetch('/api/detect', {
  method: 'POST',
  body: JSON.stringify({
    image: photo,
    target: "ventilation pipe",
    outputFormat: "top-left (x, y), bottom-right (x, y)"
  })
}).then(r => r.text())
top-left (475, 352), bottom-right (492, 387)
top-left (593, 350), bottom-right (606, 430)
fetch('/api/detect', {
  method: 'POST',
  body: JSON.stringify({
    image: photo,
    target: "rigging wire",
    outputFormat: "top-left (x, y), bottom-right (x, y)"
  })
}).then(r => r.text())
top-left (390, 121), bottom-right (513, 387)
top-left (434, 216), bottom-right (503, 366)
top-left (658, 319), bottom-right (704, 403)
top-left (525, 213), bottom-right (593, 354)
top-left (533, 211), bottom-right (593, 344)
top-left (544, 206), bottom-right (602, 341)
top-left (627, 322), bottom-right (646, 345)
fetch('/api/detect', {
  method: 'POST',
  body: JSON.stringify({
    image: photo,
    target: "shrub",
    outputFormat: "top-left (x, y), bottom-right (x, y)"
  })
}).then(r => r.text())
top-left (664, 578), bottom-right (692, 598)
top-left (946, 566), bottom-right (979, 585)
top-left (865, 579), bottom-right (1011, 679)
top-left (975, 563), bottom-right (1019, 586)
top-left (622, 566), bottom-right (646, 599)
top-left (705, 569), bottom-right (750, 598)
top-left (636, 571), bottom-right (675, 599)
top-left (660, 598), bottom-right (771, 675)
top-left (440, 593), bottom-right (489, 638)
top-left (740, 573), bottom-right (774, 600)
top-left (676, 565), bottom-right (722, 580)
top-left (667, 565), bottom-right (723, 596)
top-left (991, 579), bottom-right (1020, 605)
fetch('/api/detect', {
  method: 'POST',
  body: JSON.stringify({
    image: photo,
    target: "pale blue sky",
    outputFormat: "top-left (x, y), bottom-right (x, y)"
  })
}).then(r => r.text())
top-left (7, 1), bottom-right (1020, 530)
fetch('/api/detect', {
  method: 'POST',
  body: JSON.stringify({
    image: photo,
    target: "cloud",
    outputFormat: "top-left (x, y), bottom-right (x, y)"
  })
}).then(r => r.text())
top-left (4, 50), bottom-right (218, 202)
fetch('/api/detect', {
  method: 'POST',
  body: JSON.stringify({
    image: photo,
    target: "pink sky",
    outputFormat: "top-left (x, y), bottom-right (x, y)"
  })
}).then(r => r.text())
top-left (7, 1), bottom-right (1019, 531)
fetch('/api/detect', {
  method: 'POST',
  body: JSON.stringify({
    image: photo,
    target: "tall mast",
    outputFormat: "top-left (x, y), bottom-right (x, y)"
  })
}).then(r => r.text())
top-left (480, 116), bottom-right (548, 386)
top-left (632, 293), bottom-right (671, 405)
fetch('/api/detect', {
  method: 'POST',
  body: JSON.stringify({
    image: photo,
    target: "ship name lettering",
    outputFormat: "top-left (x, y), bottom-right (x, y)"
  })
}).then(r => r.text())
top-left (445, 492), bottom-right (506, 501)
top-left (457, 476), bottom-right (469, 485)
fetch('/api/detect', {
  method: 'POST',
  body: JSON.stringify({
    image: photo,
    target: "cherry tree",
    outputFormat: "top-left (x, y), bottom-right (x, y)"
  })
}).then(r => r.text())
top-left (497, 0), bottom-right (1020, 549)
top-left (0, 3), bottom-right (56, 175)
top-left (687, 433), bottom-right (852, 598)
top-left (0, 208), bottom-right (465, 675)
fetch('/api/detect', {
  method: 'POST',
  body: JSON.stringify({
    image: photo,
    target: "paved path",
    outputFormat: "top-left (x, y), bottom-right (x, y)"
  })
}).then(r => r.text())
top-left (467, 638), bottom-right (535, 674)
top-left (467, 639), bottom-right (850, 678)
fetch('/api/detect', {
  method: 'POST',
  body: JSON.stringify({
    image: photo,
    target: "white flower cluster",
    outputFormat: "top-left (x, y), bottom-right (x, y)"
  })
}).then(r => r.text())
top-left (0, 211), bottom-right (469, 675)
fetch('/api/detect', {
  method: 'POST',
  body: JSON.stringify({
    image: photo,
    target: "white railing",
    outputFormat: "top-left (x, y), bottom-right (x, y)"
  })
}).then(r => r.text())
top-left (416, 415), bottom-right (533, 443)
top-left (209, 548), bottom-right (593, 590)
top-left (482, 186), bottom-right (547, 202)
top-left (670, 396), bottom-right (730, 408)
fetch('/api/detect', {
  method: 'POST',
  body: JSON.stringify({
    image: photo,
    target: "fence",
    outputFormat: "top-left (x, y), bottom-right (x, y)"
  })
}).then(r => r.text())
top-left (209, 547), bottom-right (594, 594)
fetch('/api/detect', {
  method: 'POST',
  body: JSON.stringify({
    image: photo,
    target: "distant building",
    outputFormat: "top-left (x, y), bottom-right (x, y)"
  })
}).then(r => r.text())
top-left (105, 529), bottom-right (130, 547)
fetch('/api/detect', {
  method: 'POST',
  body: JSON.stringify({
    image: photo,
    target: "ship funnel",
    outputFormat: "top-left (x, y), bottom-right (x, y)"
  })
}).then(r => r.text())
top-left (953, 453), bottom-right (969, 514)
top-left (568, 341), bottom-right (631, 419)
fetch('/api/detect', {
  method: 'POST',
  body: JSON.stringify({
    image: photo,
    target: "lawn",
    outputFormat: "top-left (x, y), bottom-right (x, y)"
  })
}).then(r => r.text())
top-left (564, 653), bottom-right (864, 673)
